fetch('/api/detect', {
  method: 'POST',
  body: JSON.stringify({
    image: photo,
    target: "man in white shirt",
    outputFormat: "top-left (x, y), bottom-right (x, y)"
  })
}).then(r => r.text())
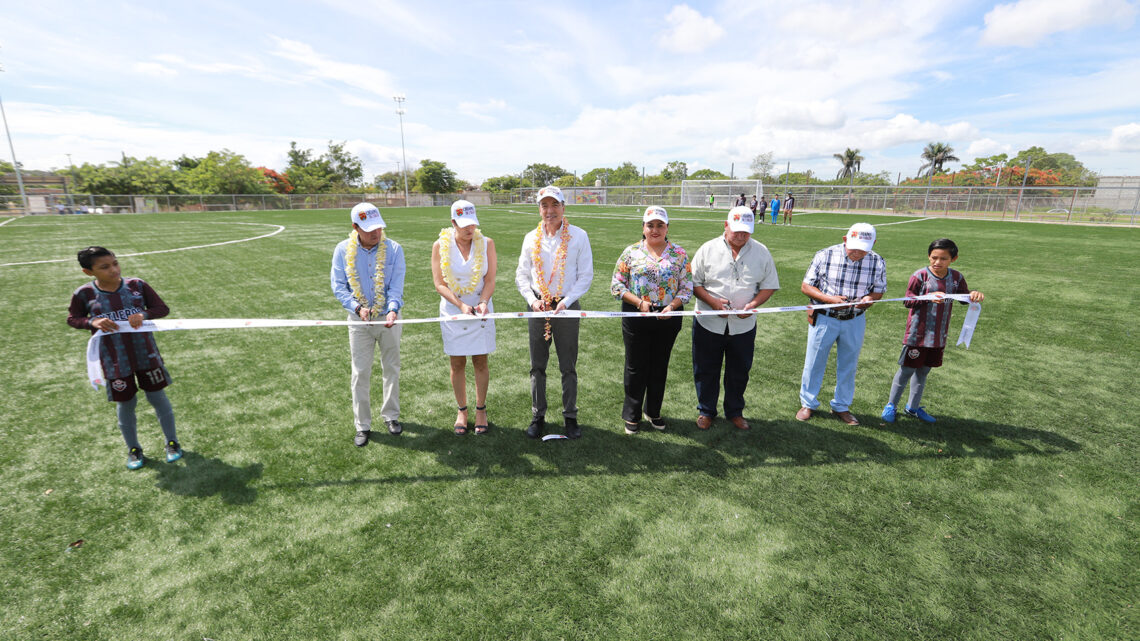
top-left (690, 206), bottom-right (780, 431)
top-left (515, 186), bottom-right (594, 439)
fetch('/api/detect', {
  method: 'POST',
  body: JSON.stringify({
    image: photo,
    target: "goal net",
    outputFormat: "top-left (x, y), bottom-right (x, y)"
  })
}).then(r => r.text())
top-left (679, 179), bottom-right (765, 208)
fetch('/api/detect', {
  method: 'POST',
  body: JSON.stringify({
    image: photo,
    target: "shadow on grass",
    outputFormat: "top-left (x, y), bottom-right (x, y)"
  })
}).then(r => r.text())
top-left (265, 412), bottom-right (1079, 489)
top-left (869, 415), bottom-right (1081, 458)
top-left (151, 451), bottom-right (263, 505)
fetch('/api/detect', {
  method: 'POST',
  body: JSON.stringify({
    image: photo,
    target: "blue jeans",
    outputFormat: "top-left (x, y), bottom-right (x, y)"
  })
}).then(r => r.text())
top-left (692, 321), bottom-right (755, 419)
top-left (799, 313), bottom-right (866, 412)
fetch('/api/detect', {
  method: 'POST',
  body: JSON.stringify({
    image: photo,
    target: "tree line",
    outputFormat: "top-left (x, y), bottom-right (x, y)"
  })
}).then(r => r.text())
top-left (0, 142), bottom-right (1098, 197)
top-left (0, 141), bottom-right (473, 197)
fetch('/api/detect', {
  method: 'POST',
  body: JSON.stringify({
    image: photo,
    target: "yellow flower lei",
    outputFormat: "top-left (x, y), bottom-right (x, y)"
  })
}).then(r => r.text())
top-left (533, 218), bottom-right (571, 340)
top-left (345, 229), bottom-right (387, 314)
top-left (438, 227), bottom-right (485, 296)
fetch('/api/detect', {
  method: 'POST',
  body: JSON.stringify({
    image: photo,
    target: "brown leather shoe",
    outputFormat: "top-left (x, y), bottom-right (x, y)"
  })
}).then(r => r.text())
top-left (832, 410), bottom-right (859, 425)
top-left (696, 415), bottom-right (713, 430)
top-left (729, 416), bottom-right (750, 430)
top-left (795, 407), bottom-right (813, 421)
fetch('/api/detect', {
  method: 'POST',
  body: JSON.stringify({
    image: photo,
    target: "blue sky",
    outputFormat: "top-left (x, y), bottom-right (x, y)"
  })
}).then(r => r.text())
top-left (2, 0), bottom-right (1138, 185)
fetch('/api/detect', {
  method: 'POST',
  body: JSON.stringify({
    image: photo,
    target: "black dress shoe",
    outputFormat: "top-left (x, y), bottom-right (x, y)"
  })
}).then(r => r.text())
top-left (525, 416), bottom-right (545, 439)
top-left (565, 418), bottom-right (581, 439)
top-left (385, 419), bottom-right (402, 435)
top-left (354, 430), bottom-right (370, 447)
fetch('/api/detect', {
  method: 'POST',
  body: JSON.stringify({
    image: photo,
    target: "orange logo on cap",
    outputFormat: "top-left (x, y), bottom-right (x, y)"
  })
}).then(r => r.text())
top-left (849, 230), bottom-right (858, 237)
top-left (454, 208), bottom-right (463, 216)
top-left (733, 214), bottom-right (741, 221)
top-left (359, 212), bottom-right (367, 221)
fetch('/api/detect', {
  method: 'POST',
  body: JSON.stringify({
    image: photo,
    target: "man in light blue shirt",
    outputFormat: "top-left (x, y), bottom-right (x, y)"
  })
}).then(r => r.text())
top-left (331, 202), bottom-right (406, 445)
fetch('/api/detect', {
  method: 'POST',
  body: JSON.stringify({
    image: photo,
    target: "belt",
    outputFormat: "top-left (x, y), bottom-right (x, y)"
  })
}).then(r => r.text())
top-left (818, 307), bottom-right (864, 320)
top-left (532, 291), bottom-right (564, 305)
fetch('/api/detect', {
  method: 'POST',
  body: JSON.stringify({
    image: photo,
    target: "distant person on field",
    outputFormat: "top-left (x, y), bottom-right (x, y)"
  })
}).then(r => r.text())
top-left (769, 192), bottom-right (780, 224)
top-left (610, 205), bottom-right (693, 435)
top-left (691, 206), bottom-right (779, 431)
top-left (431, 200), bottom-right (497, 436)
top-left (708, 193), bottom-right (714, 209)
top-left (67, 246), bottom-right (182, 470)
top-left (515, 185), bottom-right (593, 440)
top-left (758, 195), bottom-right (768, 222)
top-left (748, 195), bottom-right (758, 215)
top-left (331, 202), bottom-right (406, 446)
top-left (796, 223), bottom-right (886, 426)
top-left (783, 193), bottom-right (796, 225)
top-left (735, 193), bottom-right (747, 207)
top-left (881, 238), bottom-right (984, 425)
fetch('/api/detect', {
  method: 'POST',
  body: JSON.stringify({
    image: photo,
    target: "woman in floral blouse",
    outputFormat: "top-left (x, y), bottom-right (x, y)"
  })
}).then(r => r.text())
top-left (610, 206), bottom-right (694, 434)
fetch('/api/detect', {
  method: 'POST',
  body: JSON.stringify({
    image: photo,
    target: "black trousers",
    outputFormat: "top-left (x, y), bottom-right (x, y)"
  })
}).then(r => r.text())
top-left (620, 302), bottom-right (683, 423)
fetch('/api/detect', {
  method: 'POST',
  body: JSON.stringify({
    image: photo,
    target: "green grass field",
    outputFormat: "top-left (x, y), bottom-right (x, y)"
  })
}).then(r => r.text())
top-left (1, 206), bottom-right (1136, 640)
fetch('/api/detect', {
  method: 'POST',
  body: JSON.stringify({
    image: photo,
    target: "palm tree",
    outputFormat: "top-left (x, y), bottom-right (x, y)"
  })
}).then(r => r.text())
top-left (833, 148), bottom-right (863, 180)
top-left (918, 142), bottom-right (959, 177)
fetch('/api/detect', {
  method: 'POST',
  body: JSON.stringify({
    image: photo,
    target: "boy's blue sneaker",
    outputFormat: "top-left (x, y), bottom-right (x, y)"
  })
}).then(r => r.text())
top-left (126, 447), bottom-right (144, 470)
top-left (905, 406), bottom-right (936, 423)
top-left (881, 403), bottom-right (897, 423)
top-left (164, 440), bottom-right (183, 463)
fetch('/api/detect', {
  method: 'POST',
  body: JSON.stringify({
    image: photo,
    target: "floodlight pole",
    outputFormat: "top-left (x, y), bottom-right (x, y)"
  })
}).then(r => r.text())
top-left (0, 93), bottom-right (28, 215)
top-left (393, 94), bottom-right (409, 206)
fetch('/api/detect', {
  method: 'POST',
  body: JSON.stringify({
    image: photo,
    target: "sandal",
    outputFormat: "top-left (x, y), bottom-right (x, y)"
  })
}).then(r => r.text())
top-left (454, 405), bottom-right (468, 435)
top-left (474, 405), bottom-right (489, 435)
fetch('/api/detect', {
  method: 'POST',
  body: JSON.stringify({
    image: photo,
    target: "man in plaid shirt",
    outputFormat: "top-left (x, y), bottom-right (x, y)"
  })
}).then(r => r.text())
top-left (796, 223), bottom-right (886, 425)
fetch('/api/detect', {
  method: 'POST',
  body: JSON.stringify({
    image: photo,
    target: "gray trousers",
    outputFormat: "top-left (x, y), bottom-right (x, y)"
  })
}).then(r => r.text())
top-left (348, 312), bottom-right (402, 431)
top-left (527, 301), bottom-right (580, 419)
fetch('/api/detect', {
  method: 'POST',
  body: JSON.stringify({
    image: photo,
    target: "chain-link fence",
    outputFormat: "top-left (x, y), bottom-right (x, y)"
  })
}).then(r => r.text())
top-left (3, 181), bottom-right (1137, 225)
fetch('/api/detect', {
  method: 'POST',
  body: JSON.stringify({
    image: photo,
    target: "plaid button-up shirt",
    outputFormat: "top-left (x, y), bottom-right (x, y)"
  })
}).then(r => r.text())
top-left (802, 243), bottom-right (887, 303)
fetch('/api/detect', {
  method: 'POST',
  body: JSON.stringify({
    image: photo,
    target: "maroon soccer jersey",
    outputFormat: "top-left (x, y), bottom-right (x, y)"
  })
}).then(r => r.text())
top-left (901, 267), bottom-right (969, 348)
top-left (68, 278), bottom-right (170, 380)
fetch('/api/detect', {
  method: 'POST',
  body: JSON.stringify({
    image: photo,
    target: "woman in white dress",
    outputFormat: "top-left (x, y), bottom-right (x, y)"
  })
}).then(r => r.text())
top-left (430, 200), bottom-right (497, 435)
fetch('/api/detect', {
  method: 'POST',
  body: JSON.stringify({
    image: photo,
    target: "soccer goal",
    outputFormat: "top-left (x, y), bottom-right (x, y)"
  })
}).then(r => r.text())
top-left (679, 179), bottom-right (765, 208)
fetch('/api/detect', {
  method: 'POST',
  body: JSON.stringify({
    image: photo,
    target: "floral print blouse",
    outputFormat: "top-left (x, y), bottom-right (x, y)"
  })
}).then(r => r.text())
top-left (611, 240), bottom-right (694, 306)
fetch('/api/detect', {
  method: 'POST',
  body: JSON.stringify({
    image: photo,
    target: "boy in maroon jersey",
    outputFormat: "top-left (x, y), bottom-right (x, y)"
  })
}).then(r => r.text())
top-left (881, 238), bottom-right (984, 424)
top-left (67, 246), bottom-right (182, 469)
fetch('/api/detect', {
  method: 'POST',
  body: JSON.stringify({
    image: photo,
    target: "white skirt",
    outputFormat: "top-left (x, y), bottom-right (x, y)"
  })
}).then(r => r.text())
top-left (440, 292), bottom-right (496, 356)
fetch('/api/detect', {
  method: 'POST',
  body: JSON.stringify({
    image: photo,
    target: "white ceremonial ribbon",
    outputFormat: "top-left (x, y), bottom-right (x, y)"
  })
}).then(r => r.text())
top-left (83, 293), bottom-right (978, 389)
top-left (956, 301), bottom-right (982, 348)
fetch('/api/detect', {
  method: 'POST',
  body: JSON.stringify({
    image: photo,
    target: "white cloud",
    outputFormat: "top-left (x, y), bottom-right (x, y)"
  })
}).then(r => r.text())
top-left (980, 0), bottom-right (1138, 47)
top-left (339, 94), bottom-right (387, 109)
top-left (658, 5), bottom-right (725, 53)
top-left (268, 36), bottom-right (397, 97)
top-left (755, 99), bottom-right (846, 130)
top-left (152, 53), bottom-right (261, 76)
top-left (457, 99), bottom-right (508, 123)
top-left (1078, 122), bottom-right (1140, 152)
top-left (966, 138), bottom-right (1012, 158)
top-left (132, 62), bottom-right (177, 77)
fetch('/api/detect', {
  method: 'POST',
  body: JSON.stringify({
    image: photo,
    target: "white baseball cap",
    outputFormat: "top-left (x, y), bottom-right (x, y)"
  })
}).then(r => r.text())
top-left (845, 223), bottom-right (877, 252)
top-left (726, 206), bottom-right (755, 233)
top-left (536, 185), bottom-right (565, 204)
top-left (643, 205), bottom-right (668, 224)
top-left (450, 200), bottom-right (479, 227)
top-left (351, 202), bottom-right (386, 232)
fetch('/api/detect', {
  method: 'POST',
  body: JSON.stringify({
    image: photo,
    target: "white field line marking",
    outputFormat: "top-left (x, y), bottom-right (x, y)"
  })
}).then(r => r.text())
top-left (0, 221), bottom-right (285, 267)
top-left (0, 216), bottom-right (23, 227)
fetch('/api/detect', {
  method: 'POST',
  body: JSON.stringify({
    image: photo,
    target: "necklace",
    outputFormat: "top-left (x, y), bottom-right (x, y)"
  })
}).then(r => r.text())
top-left (438, 227), bottom-right (485, 295)
top-left (345, 229), bottom-right (387, 315)
top-left (532, 219), bottom-right (571, 341)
